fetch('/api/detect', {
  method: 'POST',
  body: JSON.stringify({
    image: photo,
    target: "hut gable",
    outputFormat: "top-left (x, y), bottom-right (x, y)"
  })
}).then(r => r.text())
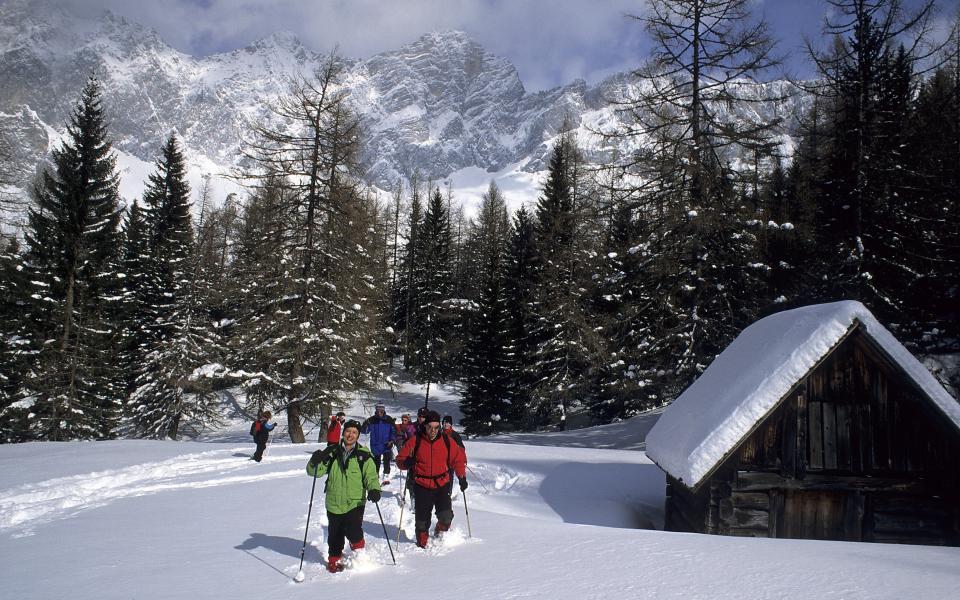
top-left (646, 301), bottom-right (960, 490)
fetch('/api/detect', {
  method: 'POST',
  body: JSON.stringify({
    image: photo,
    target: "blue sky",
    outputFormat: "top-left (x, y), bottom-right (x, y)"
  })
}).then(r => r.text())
top-left (59, 0), bottom-right (954, 92)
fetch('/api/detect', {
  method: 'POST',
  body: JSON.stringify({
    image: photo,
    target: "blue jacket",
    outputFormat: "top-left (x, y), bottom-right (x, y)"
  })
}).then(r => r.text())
top-left (361, 414), bottom-right (396, 455)
top-left (253, 419), bottom-right (275, 444)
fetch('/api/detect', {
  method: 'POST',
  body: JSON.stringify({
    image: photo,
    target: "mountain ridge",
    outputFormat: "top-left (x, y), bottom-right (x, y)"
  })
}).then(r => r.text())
top-left (0, 0), bottom-right (803, 213)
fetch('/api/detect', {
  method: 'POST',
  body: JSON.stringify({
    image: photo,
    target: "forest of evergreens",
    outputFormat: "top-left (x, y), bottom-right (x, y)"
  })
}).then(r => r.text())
top-left (0, 0), bottom-right (957, 442)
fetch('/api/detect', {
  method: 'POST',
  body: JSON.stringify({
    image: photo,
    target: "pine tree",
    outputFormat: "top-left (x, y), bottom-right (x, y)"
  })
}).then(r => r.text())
top-left (590, 196), bottom-right (660, 420)
top-left (128, 134), bottom-right (222, 439)
top-left (503, 205), bottom-right (538, 429)
top-left (0, 235), bottom-right (30, 442)
top-left (527, 132), bottom-right (603, 428)
top-left (806, 0), bottom-right (937, 320)
top-left (19, 77), bottom-right (124, 440)
top-left (461, 181), bottom-right (514, 434)
top-left (905, 57), bottom-right (960, 346)
top-left (410, 187), bottom-right (454, 405)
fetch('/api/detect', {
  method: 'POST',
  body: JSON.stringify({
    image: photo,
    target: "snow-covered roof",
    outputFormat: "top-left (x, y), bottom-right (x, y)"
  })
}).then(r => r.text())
top-left (645, 300), bottom-right (960, 489)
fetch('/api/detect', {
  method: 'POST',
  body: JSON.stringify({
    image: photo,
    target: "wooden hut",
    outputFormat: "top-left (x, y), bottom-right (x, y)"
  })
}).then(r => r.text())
top-left (646, 301), bottom-right (960, 546)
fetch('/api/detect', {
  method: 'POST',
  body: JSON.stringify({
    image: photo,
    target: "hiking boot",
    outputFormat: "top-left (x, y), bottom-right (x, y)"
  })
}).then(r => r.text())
top-left (416, 531), bottom-right (429, 548)
top-left (349, 539), bottom-right (365, 552)
top-left (382, 479), bottom-right (391, 486)
top-left (433, 521), bottom-right (450, 538)
top-left (326, 555), bottom-right (343, 573)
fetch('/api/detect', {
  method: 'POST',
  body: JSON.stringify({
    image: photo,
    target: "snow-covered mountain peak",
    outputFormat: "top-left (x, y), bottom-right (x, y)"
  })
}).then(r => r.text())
top-left (0, 6), bottom-right (805, 214)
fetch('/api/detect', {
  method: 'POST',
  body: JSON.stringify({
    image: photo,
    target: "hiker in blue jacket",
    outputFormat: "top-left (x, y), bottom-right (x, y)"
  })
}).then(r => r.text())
top-left (251, 410), bottom-right (276, 462)
top-left (361, 404), bottom-right (396, 484)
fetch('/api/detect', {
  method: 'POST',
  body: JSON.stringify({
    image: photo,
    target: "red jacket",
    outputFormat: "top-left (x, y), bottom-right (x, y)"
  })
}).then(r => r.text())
top-left (396, 432), bottom-right (466, 489)
top-left (327, 417), bottom-right (342, 444)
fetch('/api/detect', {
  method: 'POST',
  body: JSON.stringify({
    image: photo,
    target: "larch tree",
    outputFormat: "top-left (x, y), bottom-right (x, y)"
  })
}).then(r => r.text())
top-left (235, 53), bottom-right (381, 442)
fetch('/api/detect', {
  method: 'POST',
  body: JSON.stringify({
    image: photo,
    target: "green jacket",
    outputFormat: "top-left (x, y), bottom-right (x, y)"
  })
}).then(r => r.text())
top-left (306, 443), bottom-right (381, 515)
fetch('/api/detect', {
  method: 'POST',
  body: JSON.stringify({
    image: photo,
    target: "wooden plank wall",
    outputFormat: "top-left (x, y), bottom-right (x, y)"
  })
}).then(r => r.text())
top-left (667, 329), bottom-right (960, 545)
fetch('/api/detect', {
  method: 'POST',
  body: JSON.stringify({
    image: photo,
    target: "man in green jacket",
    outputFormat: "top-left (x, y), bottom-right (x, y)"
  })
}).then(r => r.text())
top-left (306, 419), bottom-right (382, 573)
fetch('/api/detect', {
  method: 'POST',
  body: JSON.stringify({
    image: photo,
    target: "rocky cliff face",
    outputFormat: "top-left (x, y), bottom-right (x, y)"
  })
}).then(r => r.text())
top-left (0, 0), bottom-right (804, 206)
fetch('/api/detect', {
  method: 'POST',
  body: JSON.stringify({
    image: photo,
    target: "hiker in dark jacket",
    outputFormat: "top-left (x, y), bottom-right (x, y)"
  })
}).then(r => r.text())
top-left (306, 420), bottom-right (381, 573)
top-left (361, 404), bottom-right (396, 484)
top-left (395, 410), bottom-right (467, 549)
top-left (441, 415), bottom-right (465, 497)
top-left (442, 415), bottom-right (465, 448)
top-left (251, 410), bottom-right (276, 462)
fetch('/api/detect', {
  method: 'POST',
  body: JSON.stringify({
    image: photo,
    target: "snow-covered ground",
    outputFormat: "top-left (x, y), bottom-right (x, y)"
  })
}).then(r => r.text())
top-left (1, 379), bottom-right (957, 599)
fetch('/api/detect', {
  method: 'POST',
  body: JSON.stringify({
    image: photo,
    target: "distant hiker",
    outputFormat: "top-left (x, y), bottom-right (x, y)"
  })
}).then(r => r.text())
top-left (395, 413), bottom-right (416, 449)
top-left (396, 410), bottom-right (467, 548)
top-left (250, 410), bottom-right (276, 462)
top-left (415, 407), bottom-right (428, 434)
top-left (442, 415), bottom-right (465, 497)
top-left (361, 404), bottom-right (396, 485)
top-left (442, 415), bottom-right (465, 448)
top-left (306, 419), bottom-right (381, 573)
top-left (325, 412), bottom-right (346, 446)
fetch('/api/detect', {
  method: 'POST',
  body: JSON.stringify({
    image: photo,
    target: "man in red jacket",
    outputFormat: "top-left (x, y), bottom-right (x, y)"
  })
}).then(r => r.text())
top-left (396, 410), bottom-right (467, 548)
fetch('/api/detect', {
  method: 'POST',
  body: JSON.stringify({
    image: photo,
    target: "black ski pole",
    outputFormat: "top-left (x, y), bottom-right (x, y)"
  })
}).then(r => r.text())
top-left (374, 501), bottom-right (396, 565)
top-left (294, 468), bottom-right (320, 583)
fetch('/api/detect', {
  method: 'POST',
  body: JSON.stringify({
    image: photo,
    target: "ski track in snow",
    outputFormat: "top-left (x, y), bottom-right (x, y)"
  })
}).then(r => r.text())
top-left (0, 448), bottom-right (305, 536)
top-left (0, 443), bottom-right (518, 542)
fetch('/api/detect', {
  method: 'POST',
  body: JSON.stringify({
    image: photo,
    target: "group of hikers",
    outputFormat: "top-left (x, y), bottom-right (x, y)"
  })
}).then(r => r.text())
top-left (252, 403), bottom-right (468, 573)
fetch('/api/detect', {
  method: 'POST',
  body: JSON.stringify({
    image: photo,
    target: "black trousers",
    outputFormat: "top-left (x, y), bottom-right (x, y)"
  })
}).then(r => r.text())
top-left (413, 482), bottom-right (453, 533)
top-left (372, 450), bottom-right (393, 477)
top-left (253, 441), bottom-right (267, 461)
top-left (327, 505), bottom-right (365, 557)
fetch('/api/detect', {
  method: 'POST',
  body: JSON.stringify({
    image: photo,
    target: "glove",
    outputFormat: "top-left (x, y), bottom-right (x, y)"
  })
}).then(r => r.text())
top-left (368, 489), bottom-right (381, 503)
top-left (310, 448), bottom-right (332, 466)
top-left (459, 478), bottom-right (468, 491)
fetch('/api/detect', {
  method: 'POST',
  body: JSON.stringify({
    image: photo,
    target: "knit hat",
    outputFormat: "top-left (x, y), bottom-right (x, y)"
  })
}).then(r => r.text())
top-left (423, 410), bottom-right (442, 425)
top-left (343, 420), bottom-right (362, 434)
top-left (442, 415), bottom-right (453, 425)
top-left (375, 403), bottom-right (385, 411)
top-left (417, 407), bottom-right (427, 417)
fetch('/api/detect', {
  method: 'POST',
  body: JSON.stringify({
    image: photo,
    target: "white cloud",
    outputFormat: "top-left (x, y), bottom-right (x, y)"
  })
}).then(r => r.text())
top-left (55, 0), bottom-right (649, 91)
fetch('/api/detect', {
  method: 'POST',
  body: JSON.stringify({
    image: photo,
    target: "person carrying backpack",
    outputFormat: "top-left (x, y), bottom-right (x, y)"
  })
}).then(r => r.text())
top-left (306, 420), bottom-right (382, 573)
top-left (361, 404), bottom-right (396, 485)
top-left (395, 410), bottom-right (467, 549)
top-left (395, 413), bottom-right (415, 444)
top-left (441, 415), bottom-right (465, 497)
top-left (324, 412), bottom-right (346, 446)
top-left (250, 410), bottom-right (276, 462)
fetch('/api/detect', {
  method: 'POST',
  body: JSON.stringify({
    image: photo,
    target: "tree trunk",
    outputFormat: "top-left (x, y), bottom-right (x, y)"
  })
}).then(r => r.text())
top-left (168, 413), bottom-right (181, 440)
top-left (287, 402), bottom-right (305, 443)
